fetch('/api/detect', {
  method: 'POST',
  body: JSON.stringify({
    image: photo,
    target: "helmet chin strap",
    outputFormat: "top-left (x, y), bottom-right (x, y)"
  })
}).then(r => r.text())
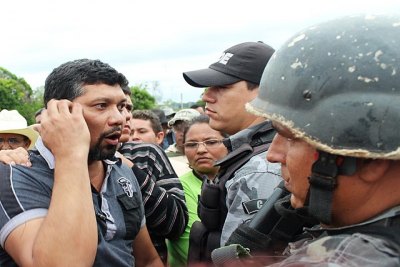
top-left (306, 150), bottom-right (357, 224)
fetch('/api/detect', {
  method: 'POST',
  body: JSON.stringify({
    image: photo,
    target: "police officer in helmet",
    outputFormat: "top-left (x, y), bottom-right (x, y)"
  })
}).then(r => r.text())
top-left (246, 15), bottom-right (400, 266)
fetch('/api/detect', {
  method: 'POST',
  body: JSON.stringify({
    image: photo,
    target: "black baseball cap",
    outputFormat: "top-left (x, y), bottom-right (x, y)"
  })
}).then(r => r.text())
top-left (183, 41), bottom-right (275, 88)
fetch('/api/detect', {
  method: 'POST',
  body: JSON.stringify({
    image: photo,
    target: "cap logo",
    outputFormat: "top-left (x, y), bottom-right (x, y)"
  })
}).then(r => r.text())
top-left (218, 52), bottom-right (234, 65)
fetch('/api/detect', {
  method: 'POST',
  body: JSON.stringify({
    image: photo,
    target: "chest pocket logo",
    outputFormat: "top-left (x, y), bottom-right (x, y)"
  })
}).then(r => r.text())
top-left (117, 177), bottom-right (133, 197)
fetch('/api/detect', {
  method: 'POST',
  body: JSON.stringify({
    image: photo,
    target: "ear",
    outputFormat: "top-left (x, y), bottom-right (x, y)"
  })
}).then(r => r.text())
top-left (156, 132), bottom-right (165, 145)
top-left (358, 159), bottom-right (390, 183)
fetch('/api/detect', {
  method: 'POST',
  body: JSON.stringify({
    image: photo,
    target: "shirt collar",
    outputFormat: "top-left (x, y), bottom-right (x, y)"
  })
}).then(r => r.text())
top-left (35, 137), bottom-right (56, 169)
top-left (35, 137), bottom-right (120, 170)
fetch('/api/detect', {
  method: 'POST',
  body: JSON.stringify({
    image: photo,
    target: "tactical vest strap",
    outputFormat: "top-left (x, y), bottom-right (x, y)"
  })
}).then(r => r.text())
top-left (190, 122), bottom-right (275, 263)
top-left (188, 221), bottom-right (210, 263)
top-left (198, 182), bottom-right (222, 230)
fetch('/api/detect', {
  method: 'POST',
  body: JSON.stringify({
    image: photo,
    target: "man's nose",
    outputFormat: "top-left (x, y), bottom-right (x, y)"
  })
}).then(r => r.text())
top-left (109, 107), bottom-right (125, 126)
top-left (202, 88), bottom-right (215, 103)
top-left (267, 134), bottom-right (286, 164)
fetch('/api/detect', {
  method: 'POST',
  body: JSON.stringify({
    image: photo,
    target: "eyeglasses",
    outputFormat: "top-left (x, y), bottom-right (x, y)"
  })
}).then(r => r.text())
top-left (184, 139), bottom-right (223, 150)
top-left (0, 137), bottom-right (27, 149)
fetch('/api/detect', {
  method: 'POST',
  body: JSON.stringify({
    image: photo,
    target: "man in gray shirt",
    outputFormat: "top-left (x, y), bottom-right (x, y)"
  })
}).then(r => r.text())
top-left (0, 59), bottom-right (162, 266)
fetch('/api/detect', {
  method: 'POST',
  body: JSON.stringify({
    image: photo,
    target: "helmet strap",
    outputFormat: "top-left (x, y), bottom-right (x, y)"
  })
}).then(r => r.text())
top-left (307, 150), bottom-right (339, 224)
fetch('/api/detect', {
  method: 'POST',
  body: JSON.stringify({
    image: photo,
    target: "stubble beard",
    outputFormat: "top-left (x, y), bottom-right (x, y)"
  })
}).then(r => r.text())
top-left (88, 127), bottom-right (120, 161)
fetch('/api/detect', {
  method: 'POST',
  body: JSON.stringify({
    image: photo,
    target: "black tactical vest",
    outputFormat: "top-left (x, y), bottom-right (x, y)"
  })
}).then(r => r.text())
top-left (188, 121), bottom-right (276, 263)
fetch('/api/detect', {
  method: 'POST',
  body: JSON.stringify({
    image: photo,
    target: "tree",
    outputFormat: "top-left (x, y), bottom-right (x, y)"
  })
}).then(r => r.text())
top-left (130, 84), bottom-right (156, 110)
top-left (0, 67), bottom-right (41, 124)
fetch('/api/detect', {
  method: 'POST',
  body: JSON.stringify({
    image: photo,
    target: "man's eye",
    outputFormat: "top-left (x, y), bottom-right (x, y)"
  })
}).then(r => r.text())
top-left (95, 103), bottom-right (107, 109)
top-left (126, 105), bottom-right (133, 112)
top-left (8, 138), bottom-right (19, 144)
top-left (118, 103), bottom-right (126, 112)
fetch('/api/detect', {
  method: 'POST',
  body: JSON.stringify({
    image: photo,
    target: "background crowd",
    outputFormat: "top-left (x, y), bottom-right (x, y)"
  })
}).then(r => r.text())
top-left (1, 14), bottom-right (400, 267)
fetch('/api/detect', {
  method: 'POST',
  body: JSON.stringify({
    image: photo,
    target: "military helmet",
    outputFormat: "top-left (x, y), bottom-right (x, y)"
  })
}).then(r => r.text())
top-left (247, 15), bottom-right (400, 159)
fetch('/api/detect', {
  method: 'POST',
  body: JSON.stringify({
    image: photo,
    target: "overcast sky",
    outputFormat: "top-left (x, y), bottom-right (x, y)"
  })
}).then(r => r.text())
top-left (1, 0), bottom-right (400, 103)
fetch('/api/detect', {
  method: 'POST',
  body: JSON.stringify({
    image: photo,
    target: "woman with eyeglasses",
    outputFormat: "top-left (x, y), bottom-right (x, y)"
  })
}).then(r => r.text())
top-left (167, 114), bottom-right (228, 267)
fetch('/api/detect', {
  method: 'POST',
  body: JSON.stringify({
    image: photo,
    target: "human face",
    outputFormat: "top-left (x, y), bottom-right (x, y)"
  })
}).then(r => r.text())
top-left (173, 121), bottom-right (187, 153)
top-left (73, 84), bottom-right (126, 162)
top-left (130, 118), bottom-right (162, 145)
top-left (184, 123), bottom-right (228, 179)
top-left (120, 95), bottom-right (133, 143)
top-left (35, 114), bottom-right (42, 124)
top-left (267, 122), bottom-right (316, 209)
top-left (0, 133), bottom-right (30, 150)
top-left (202, 81), bottom-right (259, 135)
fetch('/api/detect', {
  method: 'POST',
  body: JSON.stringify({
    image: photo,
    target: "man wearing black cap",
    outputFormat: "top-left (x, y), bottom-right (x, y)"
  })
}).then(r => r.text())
top-left (183, 42), bottom-right (283, 263)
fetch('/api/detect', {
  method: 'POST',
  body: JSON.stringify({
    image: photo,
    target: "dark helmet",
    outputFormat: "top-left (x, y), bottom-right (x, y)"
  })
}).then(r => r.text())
top-left (248, 15), bottom-right (400, 160)
top-left (247, 15), bottom-right (400, 224)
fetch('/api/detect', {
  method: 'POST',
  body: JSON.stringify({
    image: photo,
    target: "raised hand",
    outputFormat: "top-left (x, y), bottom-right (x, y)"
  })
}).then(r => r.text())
top-left (39, 99), bottom-right (90, 159)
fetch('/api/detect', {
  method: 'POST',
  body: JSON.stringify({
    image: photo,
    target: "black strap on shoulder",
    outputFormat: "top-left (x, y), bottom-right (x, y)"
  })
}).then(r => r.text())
top-left (218, 143), bottom-right (270, 186)
top-left (217, 143), bottom-right (271, 223)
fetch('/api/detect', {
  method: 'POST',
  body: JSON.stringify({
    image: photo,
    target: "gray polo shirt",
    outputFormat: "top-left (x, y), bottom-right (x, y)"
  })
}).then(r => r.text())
top-left (0, 138), bottom-right (145, 266)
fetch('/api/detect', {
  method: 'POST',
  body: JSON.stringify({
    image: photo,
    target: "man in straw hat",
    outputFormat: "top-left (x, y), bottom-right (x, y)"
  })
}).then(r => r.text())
top-left (0, 109), bottom-right (38, 150)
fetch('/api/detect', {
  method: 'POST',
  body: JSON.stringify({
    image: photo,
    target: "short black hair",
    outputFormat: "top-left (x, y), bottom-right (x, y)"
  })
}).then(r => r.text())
top-left (44, 59), bottom-right (129, 106)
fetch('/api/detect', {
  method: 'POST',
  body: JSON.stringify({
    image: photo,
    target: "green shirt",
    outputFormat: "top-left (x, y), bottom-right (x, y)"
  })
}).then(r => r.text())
top-left (167, 170), bottom-right (203, 267)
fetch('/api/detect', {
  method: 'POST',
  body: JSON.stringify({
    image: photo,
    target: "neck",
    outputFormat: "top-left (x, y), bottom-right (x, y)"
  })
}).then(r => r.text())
top-left (88, 160), bottom-right (105, 192)
top-left (232, 116), bottom-right (265, 134)
top-left (331, 164), bottom-right (400, 227)
top-left (247, 116), bottom-right (266, 128)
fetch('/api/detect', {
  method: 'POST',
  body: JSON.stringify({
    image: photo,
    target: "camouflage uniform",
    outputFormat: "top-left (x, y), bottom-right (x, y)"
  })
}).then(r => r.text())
top-left (219, 121), bottom-right (282, 246)
top-left (270, 206), bottom-right (400, 266)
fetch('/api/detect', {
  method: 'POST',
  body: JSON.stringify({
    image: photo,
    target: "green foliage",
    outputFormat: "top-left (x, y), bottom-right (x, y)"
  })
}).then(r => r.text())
top-left (0, 67), bottom-right (42, 124)
top-left (130, 84), bottom-right (156, 110)
top-left (196, 99), bottom-right (206, 108)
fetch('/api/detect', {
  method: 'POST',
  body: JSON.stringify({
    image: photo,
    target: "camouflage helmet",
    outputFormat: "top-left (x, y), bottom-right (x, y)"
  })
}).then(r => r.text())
top-left (247, 15), bottom-right (400, 159)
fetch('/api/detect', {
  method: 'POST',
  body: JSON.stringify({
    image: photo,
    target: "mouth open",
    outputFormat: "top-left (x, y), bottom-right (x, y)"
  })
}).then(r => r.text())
top-left (104, 132), bottom-right (121, 145)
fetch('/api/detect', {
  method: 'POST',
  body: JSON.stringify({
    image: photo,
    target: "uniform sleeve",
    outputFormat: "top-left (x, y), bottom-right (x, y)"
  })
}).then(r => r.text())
top-left (221, 153), bottom-right (282, 246)
top-left (270, 234), bottom-right (400, 266)
top-left (121, 143), bottom-right (188, 239)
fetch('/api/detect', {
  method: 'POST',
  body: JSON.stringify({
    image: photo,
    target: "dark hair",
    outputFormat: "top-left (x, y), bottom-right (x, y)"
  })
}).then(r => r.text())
top-left (122, 84), bottom-right (132, 96)
top-left (34, 107), bottom-right (45, 117)
top-left (44, 59), bottom-right (129, 106)
top-left (246, 81), bottom-right (258, 91)
top-left (183, 114), bottom-right (228, 143)
top-left (132, 110), bottom-right (163, 134)
top-left (151, 109), bottom-right (168, 125)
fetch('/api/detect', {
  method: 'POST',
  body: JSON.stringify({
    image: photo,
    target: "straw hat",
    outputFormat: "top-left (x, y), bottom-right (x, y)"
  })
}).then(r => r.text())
top-left (0, 109), bottom-right (39, 149)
